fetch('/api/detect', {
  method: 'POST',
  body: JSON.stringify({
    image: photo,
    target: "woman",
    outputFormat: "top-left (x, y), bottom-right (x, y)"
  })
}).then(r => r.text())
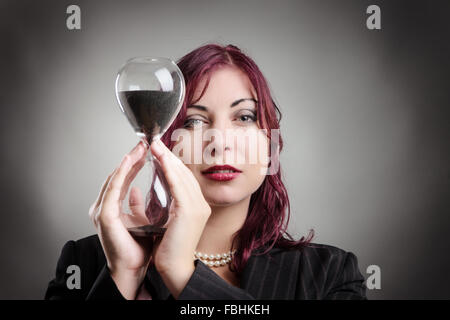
top-left (45, 43), bottom-right (367, 300)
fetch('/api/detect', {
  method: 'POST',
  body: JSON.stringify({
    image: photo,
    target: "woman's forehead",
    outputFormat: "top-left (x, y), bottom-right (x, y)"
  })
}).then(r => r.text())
top-left (192, 67), bottom-right (257, 104)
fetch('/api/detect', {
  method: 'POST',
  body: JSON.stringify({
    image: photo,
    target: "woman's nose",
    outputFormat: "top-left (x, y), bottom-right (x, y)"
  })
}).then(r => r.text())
top-left (206, 118), bottom-right (234, 159)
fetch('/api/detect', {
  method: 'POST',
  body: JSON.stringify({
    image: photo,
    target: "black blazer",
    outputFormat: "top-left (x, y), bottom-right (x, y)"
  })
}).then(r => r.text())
top-left (45, 234), bottom-right (367, 300)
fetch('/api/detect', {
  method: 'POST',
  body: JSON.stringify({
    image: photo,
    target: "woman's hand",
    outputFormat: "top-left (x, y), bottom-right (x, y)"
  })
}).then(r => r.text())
top-left (88, 140), bottom-right (153, 299)
top-left (150, 138), bottom-right (211, 298)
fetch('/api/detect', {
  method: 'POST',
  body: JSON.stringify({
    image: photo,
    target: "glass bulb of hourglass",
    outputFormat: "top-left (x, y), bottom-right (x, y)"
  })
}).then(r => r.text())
top-left (115, 57), bottom-right (185, 237)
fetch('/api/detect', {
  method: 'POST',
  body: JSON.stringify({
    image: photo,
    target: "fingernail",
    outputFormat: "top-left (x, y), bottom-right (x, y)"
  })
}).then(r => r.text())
top-left (140, 139), bottom-right (149, 150)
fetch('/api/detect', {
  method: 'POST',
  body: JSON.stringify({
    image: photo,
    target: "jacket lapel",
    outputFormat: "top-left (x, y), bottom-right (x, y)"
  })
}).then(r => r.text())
top-left (144, 247), bottom-right (300, 300)
top-left (240, 247), bottom-right (300, 299)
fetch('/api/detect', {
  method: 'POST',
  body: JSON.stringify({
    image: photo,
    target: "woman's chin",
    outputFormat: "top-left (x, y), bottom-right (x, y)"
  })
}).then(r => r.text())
top-left (204, 193), bottom-right (241, 207)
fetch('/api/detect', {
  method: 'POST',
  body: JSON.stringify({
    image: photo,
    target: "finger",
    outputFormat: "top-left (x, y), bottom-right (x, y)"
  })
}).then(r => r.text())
top-left (102, 141), bottom-right (146, 219)
top-left (120, 146), bottom-right (148, 201)
top-left (97, 169), bottom-right (116, 207)
top-left (151, 140), bottom-right (208, 220)
top-left (89, 168), bottom-right (116, 220)
top-left (151, 139), bottom-right (202, 196)
top-left (120, 211), bottom-right (149, 228)
top-left (128, 186), bottom-right (146, 218)
top-left (150, 139), bottom-right (188, 202)
top-left (151, 139), bottom-right (203, 201)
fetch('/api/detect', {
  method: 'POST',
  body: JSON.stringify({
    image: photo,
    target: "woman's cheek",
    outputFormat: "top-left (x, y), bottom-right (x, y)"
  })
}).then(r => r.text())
top-left (257, 133), bottom-right (270, 172)
top-left (243, 164), bottom-right (266, 195)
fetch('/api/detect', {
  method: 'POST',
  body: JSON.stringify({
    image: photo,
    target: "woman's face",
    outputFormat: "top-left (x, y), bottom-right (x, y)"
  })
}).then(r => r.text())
top-left (173, 66), bottom-right (269, 207)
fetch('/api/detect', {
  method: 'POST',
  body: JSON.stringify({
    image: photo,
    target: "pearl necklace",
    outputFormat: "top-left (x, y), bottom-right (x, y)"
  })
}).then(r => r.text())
top-left (194, 250), bottom-right (236, 268)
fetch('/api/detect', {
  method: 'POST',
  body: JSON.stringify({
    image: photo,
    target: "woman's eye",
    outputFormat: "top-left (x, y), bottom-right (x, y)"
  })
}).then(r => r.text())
top-left (238, 114), bottom-right (257, 123)
top-left (183, 118), bottom-right (205, 128)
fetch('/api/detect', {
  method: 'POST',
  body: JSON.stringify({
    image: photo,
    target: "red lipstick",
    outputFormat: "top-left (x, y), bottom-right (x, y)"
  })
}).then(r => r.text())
top-left (201, 165), bottom-right (242, 181)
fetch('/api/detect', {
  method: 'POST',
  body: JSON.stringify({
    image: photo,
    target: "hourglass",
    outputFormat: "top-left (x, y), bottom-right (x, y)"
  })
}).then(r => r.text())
top-left (115, 57), bottom-right (185, 237)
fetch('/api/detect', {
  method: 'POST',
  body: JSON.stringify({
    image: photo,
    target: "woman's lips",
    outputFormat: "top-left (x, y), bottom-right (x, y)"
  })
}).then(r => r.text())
top-left (201, 165), bottom-right (242, 181)
top-left (201, 171), bottom-right (241, 181)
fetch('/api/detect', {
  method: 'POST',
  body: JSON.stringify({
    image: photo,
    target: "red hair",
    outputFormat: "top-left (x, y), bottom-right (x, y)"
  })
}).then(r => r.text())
top-left (146, 43), bottom-right (314, 274)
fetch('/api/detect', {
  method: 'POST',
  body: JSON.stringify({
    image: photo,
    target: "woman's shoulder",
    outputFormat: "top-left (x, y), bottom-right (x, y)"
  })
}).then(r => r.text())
top-left (46, 234), bottom-right (120, 300)
top-left (301, 242), bottom-right (351, 256)
top-left (298, 242), bottom-right (359, 265)
top-left (266, 241), bottom-right (364, 278)
top-left (263, 241), bottom-right (351, 256)
top-left (260, 241), bottom-right (360, 268)
top-left (56, 234), bottom-right (105, 265)
top-left (264, 242), bottom-right (366, 299)
top-left (75, 233), bottom-right (102, 246)
top-left (69, 233), bottom-right (103, 253)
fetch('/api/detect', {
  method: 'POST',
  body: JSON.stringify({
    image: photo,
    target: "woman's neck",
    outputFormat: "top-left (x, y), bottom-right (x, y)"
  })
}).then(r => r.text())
top-left (195, 196), bottom-right (250, 254)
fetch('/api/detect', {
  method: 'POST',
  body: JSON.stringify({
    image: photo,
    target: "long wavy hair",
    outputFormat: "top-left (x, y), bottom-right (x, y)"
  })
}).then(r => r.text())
top-left (146, 43), bottom-right (314, 275)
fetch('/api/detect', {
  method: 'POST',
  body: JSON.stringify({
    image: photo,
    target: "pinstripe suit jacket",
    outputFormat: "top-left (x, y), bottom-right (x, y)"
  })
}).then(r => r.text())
top-left (45, 234), bottom-right (367, 300)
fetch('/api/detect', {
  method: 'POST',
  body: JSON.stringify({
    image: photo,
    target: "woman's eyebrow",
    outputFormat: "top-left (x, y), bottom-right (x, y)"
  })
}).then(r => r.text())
top-left (187, 98), bottom-right (257, 111)
top-left (231, 98), bottom-right (258, 107)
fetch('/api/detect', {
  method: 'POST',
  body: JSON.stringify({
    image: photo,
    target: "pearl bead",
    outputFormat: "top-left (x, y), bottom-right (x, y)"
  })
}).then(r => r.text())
top-left (194, 249), bottom-right (235, 267)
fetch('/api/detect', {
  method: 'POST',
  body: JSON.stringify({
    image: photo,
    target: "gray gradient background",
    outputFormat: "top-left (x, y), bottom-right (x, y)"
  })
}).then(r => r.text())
top-left (0, 0), bottom-right (449, 299)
